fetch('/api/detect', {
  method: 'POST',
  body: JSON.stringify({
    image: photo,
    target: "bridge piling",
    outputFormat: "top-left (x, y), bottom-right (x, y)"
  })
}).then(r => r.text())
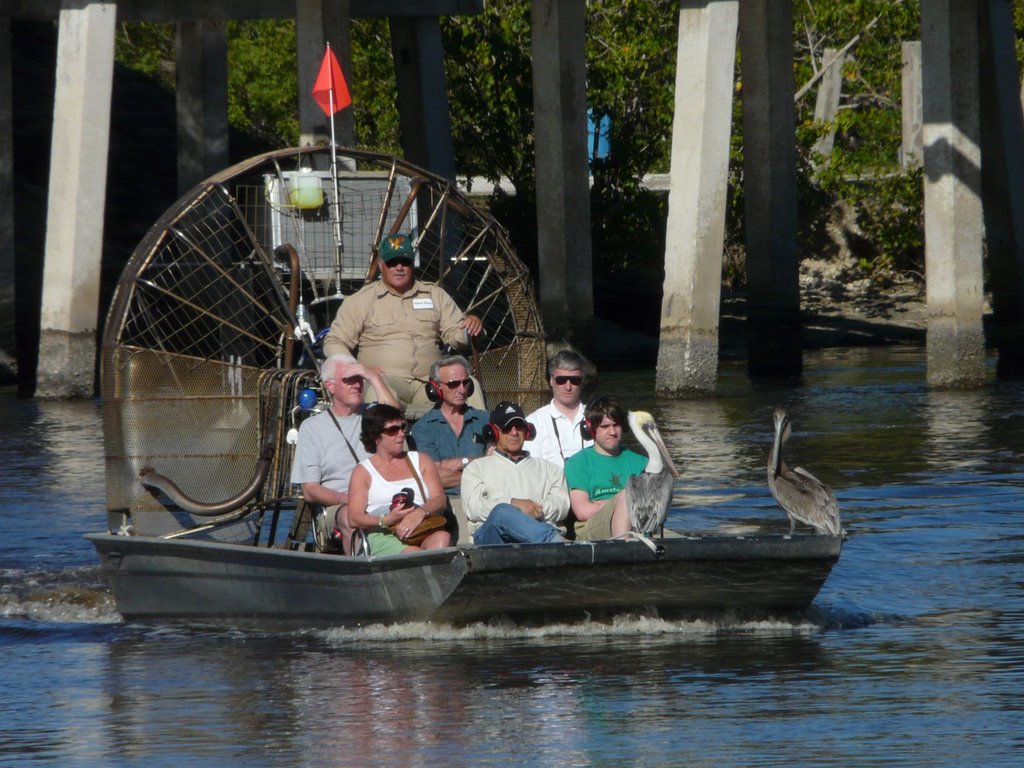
top-left (37, 3), bottom-right (116, 399)
top-left (740, 0), bottom-right (802, 379)
top-left (655, 1), bottom-right (738, 396)
top-left (921, 0), bottom-right (986, 387)
top-left (979, 0), bottom-right (1024, 379)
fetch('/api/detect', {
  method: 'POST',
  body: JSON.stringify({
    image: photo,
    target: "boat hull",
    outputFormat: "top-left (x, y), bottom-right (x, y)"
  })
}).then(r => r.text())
top-left (87, 532), bottom-right (842, 630)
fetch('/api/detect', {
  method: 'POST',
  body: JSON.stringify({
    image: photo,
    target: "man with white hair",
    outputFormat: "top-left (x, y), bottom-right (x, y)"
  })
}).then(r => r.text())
top-left (290, 354), bottom-right (398, 551)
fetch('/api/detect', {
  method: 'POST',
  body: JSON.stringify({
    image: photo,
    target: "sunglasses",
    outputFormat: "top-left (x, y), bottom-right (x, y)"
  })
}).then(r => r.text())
top-left (442, 378), bottom-right (473, 390)
top-left (500, 422), bottom-right (526, 433)
top-left (340, 375), bottom-right (363, 385)
top-left (381, 423), bottom-right (408, 436)
top-left (384, 257), bottom-right (414, 268)
top-left (553, 375), bottom-right (583, 386)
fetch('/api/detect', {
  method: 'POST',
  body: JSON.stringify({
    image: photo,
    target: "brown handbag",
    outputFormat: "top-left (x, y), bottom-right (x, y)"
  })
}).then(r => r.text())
top-left (391, 514), bottom-right (447, 546)
top-left (389, 454), bottom-right (446, 546)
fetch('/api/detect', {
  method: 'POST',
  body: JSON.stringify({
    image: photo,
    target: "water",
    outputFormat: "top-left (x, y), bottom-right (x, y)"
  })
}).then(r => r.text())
top-left (2, 346), bottom-right (1023, 767)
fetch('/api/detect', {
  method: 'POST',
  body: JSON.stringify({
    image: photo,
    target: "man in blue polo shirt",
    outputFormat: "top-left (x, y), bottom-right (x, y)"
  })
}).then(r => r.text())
top-left (409, 354), bottom-right (489, 543)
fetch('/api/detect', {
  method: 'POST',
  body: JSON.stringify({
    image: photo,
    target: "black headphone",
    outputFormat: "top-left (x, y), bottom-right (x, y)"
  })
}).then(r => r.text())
top-left (481, 419), bottom-right (536, 444)
top-left (579, 395), bottom-right (612, 441)
top-left (425, 377), bottom-right (476, 403)
top-left (425, 379), bottom-right (444, 403)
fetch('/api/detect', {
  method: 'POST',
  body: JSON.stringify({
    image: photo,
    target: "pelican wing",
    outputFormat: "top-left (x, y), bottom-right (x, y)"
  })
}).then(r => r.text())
top-left (770, 464), bottom-right (841, 536)
top-left (789, 466), bottom-right (841, 535)
top-left (767, 406), bottom-right (841, 536)
top-left (625, 472), bottom-right (674, 535)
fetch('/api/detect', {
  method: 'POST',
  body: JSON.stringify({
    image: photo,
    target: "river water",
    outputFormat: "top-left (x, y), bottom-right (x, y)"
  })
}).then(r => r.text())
top-left (1, 346), bottom-right (1022, 767)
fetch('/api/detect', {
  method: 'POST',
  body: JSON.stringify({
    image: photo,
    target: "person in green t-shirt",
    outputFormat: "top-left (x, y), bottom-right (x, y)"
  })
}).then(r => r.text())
top-left (563, 396), bottom-right (649, 541)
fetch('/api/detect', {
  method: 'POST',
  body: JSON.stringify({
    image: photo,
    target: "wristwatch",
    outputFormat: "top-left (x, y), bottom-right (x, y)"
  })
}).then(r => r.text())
top-left (461, 457), bottom-right (470, 468)
top-left (379, 515), bottom-right (389, 531)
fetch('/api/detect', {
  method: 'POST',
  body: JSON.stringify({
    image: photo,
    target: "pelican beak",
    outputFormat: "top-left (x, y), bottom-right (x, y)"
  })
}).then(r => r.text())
top-left (647, 424), bottom-right (680, 478)
top-left (771, 408), bottom-right (788, 474)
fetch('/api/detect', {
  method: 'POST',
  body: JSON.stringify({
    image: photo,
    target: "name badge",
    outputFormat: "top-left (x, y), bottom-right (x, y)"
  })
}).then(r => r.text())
top-left (412, 298), bottom-right (435, 310)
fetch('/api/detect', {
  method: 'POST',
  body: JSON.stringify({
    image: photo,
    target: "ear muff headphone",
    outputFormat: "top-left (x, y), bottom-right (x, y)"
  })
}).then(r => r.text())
top-left (425, 377), bottom-right (476, 403)
top-left (425, 379), bottom-right (444, 404)
top-left (580, 416), bottom-right (595, 442)
top-left (579, 395), bottom-right (611, 441)
top-left (481, 420), bottom-right (536, 443)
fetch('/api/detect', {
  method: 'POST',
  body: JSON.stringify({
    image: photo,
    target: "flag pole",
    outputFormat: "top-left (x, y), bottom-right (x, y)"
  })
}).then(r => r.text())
top-left (325, 42), bottom-right (345, 294)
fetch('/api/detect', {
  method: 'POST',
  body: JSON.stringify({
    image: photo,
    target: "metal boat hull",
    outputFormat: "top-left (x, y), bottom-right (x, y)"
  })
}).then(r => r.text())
top-left (87, 532), bottom-right (842, 630)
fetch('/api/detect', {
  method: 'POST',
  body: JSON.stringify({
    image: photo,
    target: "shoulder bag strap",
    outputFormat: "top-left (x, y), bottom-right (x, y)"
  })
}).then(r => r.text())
top-left (403, 452), bottom-right (427, 502)
top-left (326, 409), bottom-right (362, 465)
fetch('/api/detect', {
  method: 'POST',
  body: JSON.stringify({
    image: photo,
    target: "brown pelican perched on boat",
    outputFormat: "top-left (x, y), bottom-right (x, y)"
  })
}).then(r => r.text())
top-left (625, 411), bottom-right (681, 535)
top-left (768, 407), bottom-right (841, 536)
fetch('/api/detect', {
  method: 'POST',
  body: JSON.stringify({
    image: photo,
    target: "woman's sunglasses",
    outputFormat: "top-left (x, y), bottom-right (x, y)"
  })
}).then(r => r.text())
top-left (381, 423), bottom-right (408, 436)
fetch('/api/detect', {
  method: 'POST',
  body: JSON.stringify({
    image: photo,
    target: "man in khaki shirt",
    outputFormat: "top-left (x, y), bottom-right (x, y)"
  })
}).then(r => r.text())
top-left (323, 233), bottom-right (484, 417)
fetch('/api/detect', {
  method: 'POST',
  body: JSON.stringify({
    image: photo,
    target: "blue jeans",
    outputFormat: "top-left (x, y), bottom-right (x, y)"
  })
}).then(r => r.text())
top-left (473, 503), bottom-right (563, 545)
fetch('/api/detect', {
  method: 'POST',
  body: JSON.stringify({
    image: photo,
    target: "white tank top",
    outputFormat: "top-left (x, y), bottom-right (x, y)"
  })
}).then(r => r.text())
top-left (361, 451), bottom-right (430, 517)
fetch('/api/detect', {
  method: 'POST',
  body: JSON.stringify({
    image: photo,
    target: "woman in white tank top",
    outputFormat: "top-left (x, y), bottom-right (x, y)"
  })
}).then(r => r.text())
top-left (346, 404), bottom-right (449, 555)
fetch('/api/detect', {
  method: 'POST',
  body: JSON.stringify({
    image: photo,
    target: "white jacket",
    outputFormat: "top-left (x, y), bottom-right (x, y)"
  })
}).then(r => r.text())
top-left (460, 451), bottom-right (570, 533)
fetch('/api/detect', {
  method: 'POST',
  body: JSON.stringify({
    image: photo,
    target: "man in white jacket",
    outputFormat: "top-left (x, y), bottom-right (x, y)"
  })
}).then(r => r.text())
top-left (461, 401), bottom-right (570, 544)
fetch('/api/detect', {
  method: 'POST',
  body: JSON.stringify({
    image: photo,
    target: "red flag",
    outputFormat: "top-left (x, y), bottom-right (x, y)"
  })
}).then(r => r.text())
top-left (312, 46), bottom-right (352, 116)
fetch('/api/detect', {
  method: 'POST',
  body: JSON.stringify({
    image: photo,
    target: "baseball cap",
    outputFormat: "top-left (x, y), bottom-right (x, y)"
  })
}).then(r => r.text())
top-left (490, 400), bottom-right (528, 430)
top-left (379, 233), bottom-right (414, 263)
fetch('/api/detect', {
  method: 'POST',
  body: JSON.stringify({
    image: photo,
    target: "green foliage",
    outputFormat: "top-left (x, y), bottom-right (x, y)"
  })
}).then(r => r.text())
top-left (226, 21), bottom-right (299, 145)
top-left (349, 19), bottom-right (402, 155)
top-left (790, 1), bottom-right (924, 278)
top-left (584, 0), bottom-right (678, 282)
top-left (443, 1), bottom-right (680, 281)
top-left (443, 3), bottom-right (536, 194)
top-left (113, 1), bottom-right (975, 296)
top-left (114, 22), bottom-right (175, 90)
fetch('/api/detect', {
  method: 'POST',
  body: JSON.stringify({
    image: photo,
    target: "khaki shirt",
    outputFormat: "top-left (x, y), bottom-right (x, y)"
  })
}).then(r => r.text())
top-left (322, 279), bottom-right (469, 379)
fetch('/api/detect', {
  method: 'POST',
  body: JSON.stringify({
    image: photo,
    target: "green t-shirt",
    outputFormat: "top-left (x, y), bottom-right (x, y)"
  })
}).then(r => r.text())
top-left (563, 446), bottom-right (649, 501)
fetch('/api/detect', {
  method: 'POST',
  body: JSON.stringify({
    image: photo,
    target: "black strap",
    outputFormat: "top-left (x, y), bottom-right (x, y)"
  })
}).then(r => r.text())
top-left (550, 413), bottom-right (585, 462)
top-left (326, 409), bottom-right (361, 464)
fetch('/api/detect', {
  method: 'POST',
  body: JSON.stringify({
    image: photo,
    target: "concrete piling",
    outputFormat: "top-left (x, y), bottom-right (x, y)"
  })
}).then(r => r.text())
top-left (739, 0), bottom-right (802, 379)
top-left (979, 0), bottom-right (1024, 378)
top-left (531, 0), bottom-right (593, 351)
top-left (36, 3), bottom-right (116, 399)
top-left (655, 1), bottom-right (738, 396)
top-left (921, 0), bottom-right (987, 387)
top-left (175, 20), bottom-right (229, 194)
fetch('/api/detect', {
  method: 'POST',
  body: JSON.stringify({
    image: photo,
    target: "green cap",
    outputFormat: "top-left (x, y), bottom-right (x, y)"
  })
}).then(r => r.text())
top-left (380, 233), bottom-right (414, 262)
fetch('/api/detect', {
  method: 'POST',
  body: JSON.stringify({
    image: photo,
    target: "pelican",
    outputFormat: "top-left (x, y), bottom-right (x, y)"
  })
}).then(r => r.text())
top-left (768, 407), bottom-right (841, 536)
top-left (625, 411), bottom-right (681, 535)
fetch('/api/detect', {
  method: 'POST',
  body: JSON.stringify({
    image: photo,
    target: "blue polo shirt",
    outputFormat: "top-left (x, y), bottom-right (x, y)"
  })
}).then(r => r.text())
top-left (409, 405), bottom-right (489, 467)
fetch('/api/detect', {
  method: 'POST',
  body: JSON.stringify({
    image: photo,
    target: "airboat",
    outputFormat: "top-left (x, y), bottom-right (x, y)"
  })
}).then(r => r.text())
top-left (87, 146), bottom-right (841, 629)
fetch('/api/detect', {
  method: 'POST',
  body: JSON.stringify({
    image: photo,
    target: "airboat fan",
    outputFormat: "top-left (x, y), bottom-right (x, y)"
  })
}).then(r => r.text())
top-left (102, 147), bottom-right (547, 538)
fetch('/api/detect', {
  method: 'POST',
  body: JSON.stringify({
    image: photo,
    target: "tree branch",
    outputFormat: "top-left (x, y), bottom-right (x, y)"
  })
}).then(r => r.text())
top-left (794, 15), bottom-right (880, 103)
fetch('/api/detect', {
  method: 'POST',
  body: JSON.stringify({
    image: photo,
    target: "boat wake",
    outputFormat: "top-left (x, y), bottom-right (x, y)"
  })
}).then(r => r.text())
top-left (0, 566), bottom-right (120, 625)
top-left (316, 612), bottom-right (828, 644)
